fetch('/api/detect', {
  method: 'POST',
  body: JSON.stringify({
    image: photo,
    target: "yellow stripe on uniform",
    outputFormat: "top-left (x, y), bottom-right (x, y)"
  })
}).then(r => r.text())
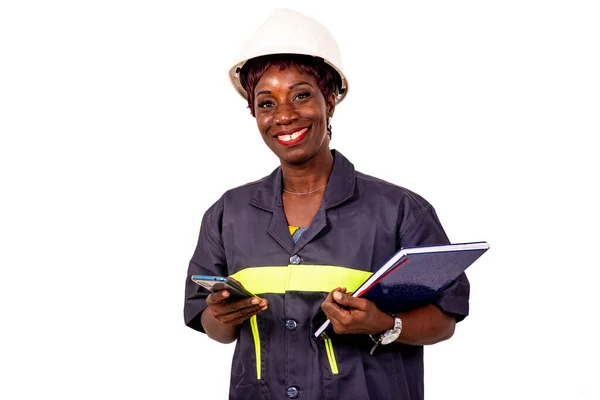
top-left (324, 338), bottom-right (339, 374)
top-left (230, 265), bottom-right (372, 295)
top-left (250, 315), bottom-right (261, 380)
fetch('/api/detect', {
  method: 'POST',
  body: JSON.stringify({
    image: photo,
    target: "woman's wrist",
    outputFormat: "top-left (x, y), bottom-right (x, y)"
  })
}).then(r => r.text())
top-left (372, 311), bottom-right (395, 335)
top-left (201, 308), bottom-right (238, 343)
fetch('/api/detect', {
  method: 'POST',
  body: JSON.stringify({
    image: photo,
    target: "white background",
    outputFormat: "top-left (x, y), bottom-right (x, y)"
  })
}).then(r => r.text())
top-left (1, 1), bottom-right (598, 399)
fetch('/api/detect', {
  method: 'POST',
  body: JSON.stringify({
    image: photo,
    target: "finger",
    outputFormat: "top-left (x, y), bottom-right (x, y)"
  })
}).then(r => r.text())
top-left (213, 302), bottom-right (260, 321)
top-left (321, 294), bottom-right (349, 334)
top-left (232, 296), bottom-right (268, 311)
top-left (320, 290), bottom-right (336, 312)
top-left (332, 290), bottom-right (368, 310)
top-left (321, 291), bottom-right (345, 319)
top-left (218, 297), bottom-right (268, 321)
top-left (326, 291), bottom-right (373, 334)
top-left (232, 303), bottom-right (250, 317)
top-left (206, 290), bottom-right (231, 305)
top-left (324, 287), bottom-right (343, 304)
top-left (209, 301), bottom-right (238, 320)
top-left (221, 303), bottom-right (267, 325)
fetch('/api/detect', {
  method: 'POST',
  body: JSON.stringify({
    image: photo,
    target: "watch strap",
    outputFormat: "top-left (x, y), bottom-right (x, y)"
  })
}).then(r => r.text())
top-left (369, 314), bottom-right (401, 355)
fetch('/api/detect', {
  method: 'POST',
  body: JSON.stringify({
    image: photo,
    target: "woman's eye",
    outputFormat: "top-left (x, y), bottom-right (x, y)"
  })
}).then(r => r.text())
top-left (258, 100), bottom-right (274, 108)
top-left (294, 92), bottom-right (311, 100)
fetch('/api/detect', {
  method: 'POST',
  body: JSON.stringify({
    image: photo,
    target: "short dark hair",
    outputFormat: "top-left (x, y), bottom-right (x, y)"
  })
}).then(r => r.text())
top-left (239, 54), bottom-right (341, 116)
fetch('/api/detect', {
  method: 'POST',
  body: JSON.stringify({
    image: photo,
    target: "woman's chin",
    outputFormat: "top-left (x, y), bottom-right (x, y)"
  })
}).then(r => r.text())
top-left (277, 149), bottom-right (311, 165)
top-left (278, 143), bottom-right (332, 166)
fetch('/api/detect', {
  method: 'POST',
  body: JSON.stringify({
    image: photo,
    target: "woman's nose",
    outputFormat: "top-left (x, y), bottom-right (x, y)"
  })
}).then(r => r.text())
top-left (273, 103), bottom-right (299, 125)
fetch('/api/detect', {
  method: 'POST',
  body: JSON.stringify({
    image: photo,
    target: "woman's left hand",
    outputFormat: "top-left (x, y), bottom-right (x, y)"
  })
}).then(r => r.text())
top-left (320, 287), bottom-right (394, 335)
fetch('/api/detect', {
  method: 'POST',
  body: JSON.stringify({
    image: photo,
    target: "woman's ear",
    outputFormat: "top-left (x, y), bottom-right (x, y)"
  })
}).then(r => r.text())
top-left (327, 93), bottom-right (336, 118)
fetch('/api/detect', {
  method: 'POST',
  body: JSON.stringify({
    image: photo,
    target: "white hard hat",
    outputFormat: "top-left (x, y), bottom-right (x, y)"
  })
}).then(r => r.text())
top-left (228, 8), bottom-right (349, 104)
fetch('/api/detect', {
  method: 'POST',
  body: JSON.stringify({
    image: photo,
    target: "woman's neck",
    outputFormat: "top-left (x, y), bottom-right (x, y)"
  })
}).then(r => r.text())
top-left (281, 148), bottom-right (334, 194)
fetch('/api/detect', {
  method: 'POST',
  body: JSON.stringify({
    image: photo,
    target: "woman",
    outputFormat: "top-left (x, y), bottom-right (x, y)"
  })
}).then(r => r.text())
top-left (184, 9), bottom-right (468, 400)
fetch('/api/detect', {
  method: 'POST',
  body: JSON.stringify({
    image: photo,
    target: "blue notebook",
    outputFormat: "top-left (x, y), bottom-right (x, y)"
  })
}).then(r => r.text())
top-left (313, 241), bottom-right (490, 339)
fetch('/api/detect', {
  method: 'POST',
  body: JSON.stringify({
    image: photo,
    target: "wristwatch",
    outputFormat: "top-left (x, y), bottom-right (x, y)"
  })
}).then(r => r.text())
top-left (380, 315), bottom-right (402, 344)
top-left (369, 315), bottom-right (402, 355)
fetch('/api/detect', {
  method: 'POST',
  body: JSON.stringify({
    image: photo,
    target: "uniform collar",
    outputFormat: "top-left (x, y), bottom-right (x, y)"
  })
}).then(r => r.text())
top-left (249, 149), bottom-right (356, 212)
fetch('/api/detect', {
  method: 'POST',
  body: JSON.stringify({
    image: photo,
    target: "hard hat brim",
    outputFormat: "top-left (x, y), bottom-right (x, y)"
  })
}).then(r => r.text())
top-left (229, 54), bottom-right (348, 104)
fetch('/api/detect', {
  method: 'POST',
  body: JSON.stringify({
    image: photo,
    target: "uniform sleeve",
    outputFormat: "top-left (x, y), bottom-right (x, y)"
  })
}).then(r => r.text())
top-left (184, 199), bottom-right (228, 333)
top-left (399, 206), bottom-right (470, 322)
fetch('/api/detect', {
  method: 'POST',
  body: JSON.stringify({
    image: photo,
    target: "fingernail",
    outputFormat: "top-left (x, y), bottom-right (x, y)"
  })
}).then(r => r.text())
top-left (261, 305), bottom-right (268, 311)
top-left (251, 298), bottom-right (259, 305)
top-left (333, 292), bottom-right (342, 301)
top-left (222, 291), bottom-right (229, 298)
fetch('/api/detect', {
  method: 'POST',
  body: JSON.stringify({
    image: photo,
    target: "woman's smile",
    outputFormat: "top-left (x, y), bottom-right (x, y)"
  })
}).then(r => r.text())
top-left (274, 127), bottom-right (309, 146)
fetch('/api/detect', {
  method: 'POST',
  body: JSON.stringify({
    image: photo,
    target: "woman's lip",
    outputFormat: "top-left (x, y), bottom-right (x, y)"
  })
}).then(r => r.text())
top-left (275, 127), bottom-right (309, 146)
top-left (273, 127), bottom-right (308, 137)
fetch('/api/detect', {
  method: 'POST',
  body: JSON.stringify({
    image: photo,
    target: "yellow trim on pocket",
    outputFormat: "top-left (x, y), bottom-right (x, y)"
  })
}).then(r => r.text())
top-left (250, 315), bottom-right (261, 380)
top-left (324, 338), bottom-right (339, 375)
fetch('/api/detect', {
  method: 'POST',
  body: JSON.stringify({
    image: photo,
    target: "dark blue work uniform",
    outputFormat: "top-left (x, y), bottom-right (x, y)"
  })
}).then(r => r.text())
top-left (184, 150), bottom-right (469, 400)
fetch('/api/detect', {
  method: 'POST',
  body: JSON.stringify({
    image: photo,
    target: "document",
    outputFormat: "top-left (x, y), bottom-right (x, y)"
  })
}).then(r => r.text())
top-left (313, 241), bottom-right (490, 339)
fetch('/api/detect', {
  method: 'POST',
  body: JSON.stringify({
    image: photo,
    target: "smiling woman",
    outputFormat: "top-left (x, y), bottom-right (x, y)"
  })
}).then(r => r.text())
top-left (184, 8), bottom-right (468, 400)
top-left (251, 61), bottom-right (335, 167)
top-left (246, 60), bottom-right (336, 228)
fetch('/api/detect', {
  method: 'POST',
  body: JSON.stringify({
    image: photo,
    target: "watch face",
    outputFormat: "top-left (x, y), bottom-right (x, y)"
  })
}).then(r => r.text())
top-left (381, 332), bottom-right (400, 345)
top-left (381, 317), bottom-right (402, 345)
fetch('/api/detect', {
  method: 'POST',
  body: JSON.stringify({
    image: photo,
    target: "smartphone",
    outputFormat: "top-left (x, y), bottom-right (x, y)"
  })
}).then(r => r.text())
top-left (191, 275), bottom-right (256, 300)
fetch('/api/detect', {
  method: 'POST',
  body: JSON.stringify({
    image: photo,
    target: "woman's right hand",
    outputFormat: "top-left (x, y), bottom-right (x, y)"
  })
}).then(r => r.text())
top-left (205, 290), bottom-right (269, 326)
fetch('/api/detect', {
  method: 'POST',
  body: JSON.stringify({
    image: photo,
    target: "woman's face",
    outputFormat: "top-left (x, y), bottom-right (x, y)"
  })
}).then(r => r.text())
top-left (253, 65), bottom-right (335, 165)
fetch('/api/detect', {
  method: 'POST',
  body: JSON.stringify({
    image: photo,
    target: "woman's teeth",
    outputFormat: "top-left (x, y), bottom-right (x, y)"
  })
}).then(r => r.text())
top-left (278, 128), bottom-right (307, 142)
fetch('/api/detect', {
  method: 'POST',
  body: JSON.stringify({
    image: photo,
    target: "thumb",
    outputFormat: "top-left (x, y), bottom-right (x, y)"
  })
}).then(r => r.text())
top-left (333, 290), bottom-right (359, 308)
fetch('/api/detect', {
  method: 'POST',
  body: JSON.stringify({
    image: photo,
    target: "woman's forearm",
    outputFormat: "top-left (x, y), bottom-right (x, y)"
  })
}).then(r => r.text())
top-left (396, 304), bottom-right (456, 346)
top-left (321, 288), bottom-right (456, 346)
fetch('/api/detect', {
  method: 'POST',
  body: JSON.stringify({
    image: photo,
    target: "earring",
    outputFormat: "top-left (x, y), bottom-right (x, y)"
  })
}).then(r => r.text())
top-left (327, 117), bottom-right (332, 138)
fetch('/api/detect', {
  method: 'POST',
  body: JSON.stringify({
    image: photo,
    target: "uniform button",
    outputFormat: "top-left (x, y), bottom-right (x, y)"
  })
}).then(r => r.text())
top-left (285, 319), bottom-right (297, 331)
top-left (287, 386), bottom-right (299, 398)
top-left (289, 255), bottom-right (302, 264)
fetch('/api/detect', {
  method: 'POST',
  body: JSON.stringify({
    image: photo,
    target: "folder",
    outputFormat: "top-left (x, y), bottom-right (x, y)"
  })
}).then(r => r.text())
top-left (313, 241), bottom-right (490, 339)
